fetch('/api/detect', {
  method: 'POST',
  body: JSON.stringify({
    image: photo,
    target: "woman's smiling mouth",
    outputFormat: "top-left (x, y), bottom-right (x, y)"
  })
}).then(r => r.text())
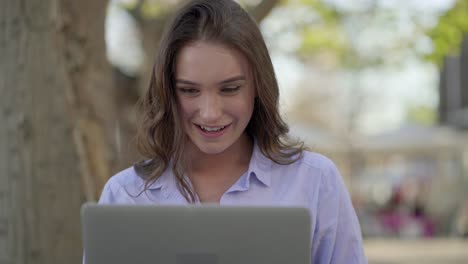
top-left (196, 124), bottom-right (231, 137)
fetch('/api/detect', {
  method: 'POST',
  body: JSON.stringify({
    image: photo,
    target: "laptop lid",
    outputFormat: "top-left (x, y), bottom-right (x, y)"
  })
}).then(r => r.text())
top-left (81, 203), bottom-right (311, 264)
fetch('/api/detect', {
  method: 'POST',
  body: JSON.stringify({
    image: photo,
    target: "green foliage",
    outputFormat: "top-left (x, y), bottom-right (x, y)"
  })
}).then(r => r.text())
top-left (406, 105), bottom-right (437, 125)
top-left (236, 0), bottom-right (255, 9)
top-left (280, 0), bottom-right (350, 65)
top-left (297, 0), bottom-right (340, 24)
top-left (118, 0), bottom-right (178, 20)
top-left (119, 0), bottom-right (139, 9)
top-left (286, 1), bottom-right (396, 69)
top-left (290, 0), bottom-right (468, 70)
top-left (140, 1), bottom-right (167, 19)
top-left (426, 0), bottom-right (468, 67)
top-left (298, 25), bottom-right (350, 65)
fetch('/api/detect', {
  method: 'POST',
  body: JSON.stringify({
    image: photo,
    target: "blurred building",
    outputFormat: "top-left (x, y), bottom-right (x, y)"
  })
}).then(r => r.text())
top-left (438, 35), bottom-right (468, 238)
top-left (439, 36), bottom-right (468, 128)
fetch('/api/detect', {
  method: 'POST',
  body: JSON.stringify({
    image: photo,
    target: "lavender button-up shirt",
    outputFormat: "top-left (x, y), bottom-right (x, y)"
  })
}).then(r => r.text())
top-left (95, 142), bottom-right (367, 264)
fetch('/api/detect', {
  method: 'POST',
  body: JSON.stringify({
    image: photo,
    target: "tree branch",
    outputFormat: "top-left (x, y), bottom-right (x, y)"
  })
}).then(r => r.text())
top-left (249, 0), bottom-right (280, 23)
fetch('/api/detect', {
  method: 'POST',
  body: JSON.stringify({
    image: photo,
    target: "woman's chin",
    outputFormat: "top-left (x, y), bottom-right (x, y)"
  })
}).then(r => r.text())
top-left (194, 143), bottom-right (229, 156)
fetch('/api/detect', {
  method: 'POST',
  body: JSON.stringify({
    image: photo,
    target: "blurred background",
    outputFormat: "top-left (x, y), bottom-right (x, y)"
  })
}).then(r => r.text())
top-left (1, 0), bottom-right (468, 263)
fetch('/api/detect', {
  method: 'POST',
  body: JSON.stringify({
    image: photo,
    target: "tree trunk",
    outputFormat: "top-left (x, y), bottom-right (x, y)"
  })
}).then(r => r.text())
top-left (0, 0), bottom-right (112, 263)
top-left (58, 0), bottom-right (117, 199)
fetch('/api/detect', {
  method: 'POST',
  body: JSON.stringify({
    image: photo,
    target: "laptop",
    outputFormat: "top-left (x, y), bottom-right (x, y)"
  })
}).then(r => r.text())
top-left (81, 203), bottom-right (311, 264)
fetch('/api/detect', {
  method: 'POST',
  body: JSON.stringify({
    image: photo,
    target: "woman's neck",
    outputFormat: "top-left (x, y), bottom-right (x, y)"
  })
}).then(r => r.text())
top-left (185, 134), bottom-right (253, 175)
top-left (184, 134), bottom-right (253, 203)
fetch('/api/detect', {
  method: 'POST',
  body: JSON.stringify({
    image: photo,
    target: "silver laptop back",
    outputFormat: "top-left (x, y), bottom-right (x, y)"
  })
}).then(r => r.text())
top-left (81, 203), bottom-right (311, 264)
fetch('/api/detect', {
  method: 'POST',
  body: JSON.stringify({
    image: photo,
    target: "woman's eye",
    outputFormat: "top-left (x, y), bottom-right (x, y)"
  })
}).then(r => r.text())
top-left (178, 87), bottom-right (199, 94)
top-left (221, 86), bottom-right (241, 93)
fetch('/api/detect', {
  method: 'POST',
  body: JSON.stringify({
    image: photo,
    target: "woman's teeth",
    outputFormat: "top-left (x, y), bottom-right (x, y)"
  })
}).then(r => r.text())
top-left (199, 125), bottom-right (225, 132)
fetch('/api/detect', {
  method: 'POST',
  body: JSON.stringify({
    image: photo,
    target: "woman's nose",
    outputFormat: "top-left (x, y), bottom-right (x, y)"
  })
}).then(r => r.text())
top-left (199, 94), bottom-right (222, 122)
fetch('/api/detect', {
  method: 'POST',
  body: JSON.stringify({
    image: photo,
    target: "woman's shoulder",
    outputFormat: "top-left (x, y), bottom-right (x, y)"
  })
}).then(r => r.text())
top-left (98, 165), bottom-right (150, 204)
top-left (293, 150), bottom-right (344, 190)
top-left (265, 147), bottom-right (339, 179)
top-left (102, 166), bottom-right (145, 193)
top-left (295, 150), bottom-right (338, 172)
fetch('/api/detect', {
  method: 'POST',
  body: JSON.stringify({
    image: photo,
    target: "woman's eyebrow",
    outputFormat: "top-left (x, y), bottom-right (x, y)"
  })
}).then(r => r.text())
top-left (175, 75), bottom-right (245, 86)
top-left (175, 79), bottom-right (199, 86)
top-left (218, 75), bottom-right (245, 84)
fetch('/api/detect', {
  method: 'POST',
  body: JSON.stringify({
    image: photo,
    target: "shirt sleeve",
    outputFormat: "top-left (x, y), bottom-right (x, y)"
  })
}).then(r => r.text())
top-left (96, 177), bottom-right (136, 205)
top-left (311, 160), bottom-right (367, 264)
top-left (98, 179), bottom-right (117, 204)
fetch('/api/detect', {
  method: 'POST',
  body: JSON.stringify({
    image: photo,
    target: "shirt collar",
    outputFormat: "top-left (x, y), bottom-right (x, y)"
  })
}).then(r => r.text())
top-left (145, 163), bottom-right (172, 190)
top-left (145, 139), bottom-right (273, 191)
top-left (245, 139), bottom-right (272, 187)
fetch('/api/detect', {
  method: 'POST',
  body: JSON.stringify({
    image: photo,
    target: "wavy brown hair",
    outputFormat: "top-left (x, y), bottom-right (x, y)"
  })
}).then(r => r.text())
top-left (134, 0), bottom-right (304, 203)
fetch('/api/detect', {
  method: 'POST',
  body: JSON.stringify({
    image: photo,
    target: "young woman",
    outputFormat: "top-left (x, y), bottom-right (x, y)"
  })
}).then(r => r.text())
top-left (99, 0), bottom-right (367, 263)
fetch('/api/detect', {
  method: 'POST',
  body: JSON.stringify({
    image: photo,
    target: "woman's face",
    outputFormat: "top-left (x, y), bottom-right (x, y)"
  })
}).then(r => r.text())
top-left (175, 41), bottom-right (255, 155)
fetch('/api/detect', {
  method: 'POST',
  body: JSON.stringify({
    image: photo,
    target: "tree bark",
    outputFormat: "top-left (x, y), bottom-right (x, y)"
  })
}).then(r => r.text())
top-left (58, 0), bottom-right (117, 199)
top-left (0, 0), bottom-right (112, 263)
top-left (249, 0), bottom-right (280, 23)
